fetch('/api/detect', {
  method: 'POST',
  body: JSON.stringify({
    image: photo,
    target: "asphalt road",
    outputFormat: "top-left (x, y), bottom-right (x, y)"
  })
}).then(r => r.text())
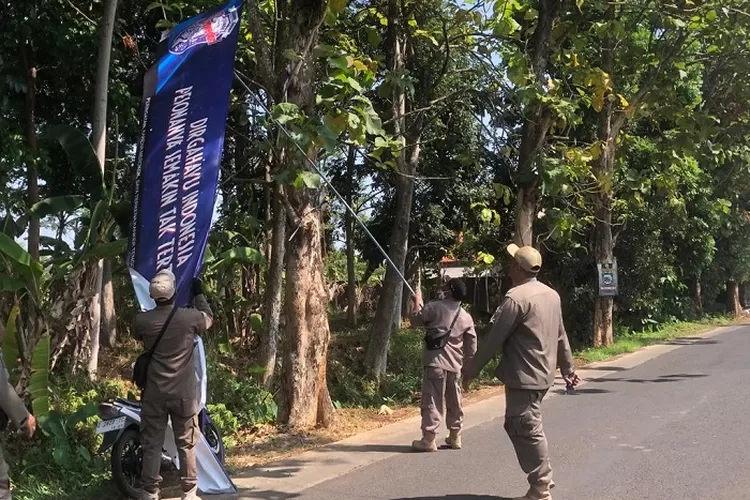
top-left (280, 324), bottom-right (750, 500)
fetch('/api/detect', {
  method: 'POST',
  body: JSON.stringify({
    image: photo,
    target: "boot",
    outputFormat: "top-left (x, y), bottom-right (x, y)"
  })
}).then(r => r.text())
top-left (445, 430), bottom-right (462, 450)
top-left (140, 489), bottom-right (159, 500)
top-left (181, 485), bottom-right (201, 500)
top-left (513, 485), bottom-right (552, 500)
top-left (411, 436), bottom-right (437, 452)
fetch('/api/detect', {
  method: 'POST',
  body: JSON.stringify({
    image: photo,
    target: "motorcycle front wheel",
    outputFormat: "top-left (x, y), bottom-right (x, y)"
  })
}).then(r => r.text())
top-left (111, 427), bottom-right (143, 499)
top-left (203, 421), bottom-right (225, 464)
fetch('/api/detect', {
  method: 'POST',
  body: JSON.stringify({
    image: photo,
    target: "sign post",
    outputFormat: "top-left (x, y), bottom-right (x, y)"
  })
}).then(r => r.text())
top-left (597, 260), bottom-right (619, 297)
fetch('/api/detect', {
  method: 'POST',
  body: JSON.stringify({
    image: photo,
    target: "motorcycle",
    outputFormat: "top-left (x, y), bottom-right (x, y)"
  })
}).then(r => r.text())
top-left (96, 398), bottom-right (224, 499)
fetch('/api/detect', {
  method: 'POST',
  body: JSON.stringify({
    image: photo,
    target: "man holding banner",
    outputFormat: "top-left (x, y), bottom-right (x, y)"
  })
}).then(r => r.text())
top-left (127, 0), bottom-right (243, 496)
top-left (133, 272), bottom-right (213, 500)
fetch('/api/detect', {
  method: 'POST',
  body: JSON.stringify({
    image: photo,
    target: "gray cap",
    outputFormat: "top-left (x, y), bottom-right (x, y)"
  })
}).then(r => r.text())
top-left (149, 269), bottom-right (176, 301)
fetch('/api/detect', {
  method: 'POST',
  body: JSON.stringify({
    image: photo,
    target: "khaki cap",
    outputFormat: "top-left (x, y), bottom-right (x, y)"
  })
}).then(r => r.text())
top-left (507, 244), bottom-right (542, 273)
top-left (149, 269), bottom-right (176, 301)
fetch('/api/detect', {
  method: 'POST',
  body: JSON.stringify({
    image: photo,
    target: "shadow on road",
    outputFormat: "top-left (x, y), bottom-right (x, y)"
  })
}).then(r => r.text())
top-left (552, 387), bottom-right (613, 395)
top-left (235, 489), bottom-right (299, 499)
top-left (325, 443), bottom-right (415, 454)
top-left (586, 373), bottom-right (708, 385)
top-left (390, 496), bottom-right (513, 500)
top-left (664, 336), bottom-right (719, 346)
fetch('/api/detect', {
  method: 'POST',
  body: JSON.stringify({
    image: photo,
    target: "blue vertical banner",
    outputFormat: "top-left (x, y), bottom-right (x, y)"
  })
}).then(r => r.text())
top-left (128, 0), bottom-right (243, 310)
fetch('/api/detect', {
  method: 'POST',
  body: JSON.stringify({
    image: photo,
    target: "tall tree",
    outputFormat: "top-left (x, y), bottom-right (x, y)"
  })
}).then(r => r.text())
top-left (87, 0), bottom-right (119, 378)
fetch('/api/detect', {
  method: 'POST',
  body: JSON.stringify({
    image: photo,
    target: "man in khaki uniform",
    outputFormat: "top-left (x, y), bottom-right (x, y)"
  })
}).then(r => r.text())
top-left (464, 245), bottom-right (580, 500)
top-left (132, 270), bottom-right (213, 500)
top-left (0, 322), bottom-right (37, 500)
top-left (410, 278), bottom-right (477, 452)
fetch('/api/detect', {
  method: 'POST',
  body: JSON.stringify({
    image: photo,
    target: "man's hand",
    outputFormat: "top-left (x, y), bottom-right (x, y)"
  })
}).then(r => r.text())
top-left (411, 294), bottom-right (422, 310)
top-left (563, 372), bottom-right (581, 391)
top-left (19, 414), bottom-right (36, 439)
top-left (461, 365), bottom-right (476, 392)
top-left (192, 278), bottom-right (204, 297)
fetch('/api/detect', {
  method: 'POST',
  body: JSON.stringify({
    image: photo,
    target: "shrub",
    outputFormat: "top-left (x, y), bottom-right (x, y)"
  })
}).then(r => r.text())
top-left (207, 358), bottom-right (277, 427)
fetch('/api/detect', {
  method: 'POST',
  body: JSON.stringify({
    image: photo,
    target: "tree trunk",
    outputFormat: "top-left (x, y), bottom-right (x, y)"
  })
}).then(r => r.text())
top-left (592, 1), bottom-right (616, 348)
top-left (515, 186), bottom-right (539, 246)
top-left (692, 277), bottom-right (703, 314)
top-left (365, 175), bottom-right (413, 377)
top-left (22, 44), bottom-right (39, 260)
top-left (345, 146), bottom-right (358, 327)
top-left (513, 0), bottom-right (564, 246)
top-left (364, 0), bottom-right (420, 378)
top-left (279, 189), bottom-right (335, 428)
top-left (592, 139), bottom-right (615, 347)
top-left (402, 250), bottom-right (422, 321)
top-left (86, 0), bottom-right (118, 379)
top-left (101, 259), bottom-right (117, 347)
top-left (248, 0), bottom-right (333, 426)
top-left (260, 186), bottom-right (285, 388)
top-left (727, 281), bottom-right (742, 318)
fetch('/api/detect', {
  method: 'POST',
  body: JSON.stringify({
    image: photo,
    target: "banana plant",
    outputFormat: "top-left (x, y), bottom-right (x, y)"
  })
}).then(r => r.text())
top-left (0, 240), bottom-right (50, 418)
top-left (36, 124), bottom-right (130, 262)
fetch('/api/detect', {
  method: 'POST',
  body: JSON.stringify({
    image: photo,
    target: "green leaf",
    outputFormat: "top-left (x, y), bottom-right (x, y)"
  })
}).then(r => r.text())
top-left (211, 247), bottom-right (267, 269)
top-left (46, 125), bottom-right (105, 201)
top-left (250, 313), bottom-right (263, 331)
top-left (30, 334), bottom-right (50, 418)
top-left (0, 232), bottom-right (32, 269)
top-left (346, 77), bottom-right (363, 92)
top-left (0, 276), bottom-right (25, 293)
top-left (69, 403), bottom-right (98, 427)
top-left (52, 442), bottom-right (69, 467)
top-left (365, 27), bottom-right (380, 47)
top-left (298, 171), bottom-right (322, 189)
top-left (706, 9), bottom-right (717, 22)
top-left (3, 305), bottom-right (20, 380)
top-left (270, 103), bottom-right (300, 125)
top-left (146, 2), bottom-right (173, 12)
top-left (329, 0), bottom-right (347, 13)
top-left (247, 365), bottom-right (267, 375)
top-left (85, 200), bottom-right (108, 247)
top-left (31, 196), bottom-right (85, 219)
top-left (84, 239), bottom-right (128, 260)
top-left (77, 445), bottom-right (91, 462)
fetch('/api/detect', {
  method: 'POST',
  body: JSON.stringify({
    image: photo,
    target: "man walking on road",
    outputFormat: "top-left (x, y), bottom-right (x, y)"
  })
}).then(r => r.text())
top-left (0, 323), bottom-right (37, 500)
top-left (410, 278), bottom-right (477, 452)
top-left (463, 244), bottom-right (580, 500)
top-left (132, 270), bottom-right (213, 500)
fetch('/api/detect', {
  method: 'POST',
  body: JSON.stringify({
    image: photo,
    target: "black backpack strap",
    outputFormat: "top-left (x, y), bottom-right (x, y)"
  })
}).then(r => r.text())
top-left (148, 306), bottom-right (178, 355)
top-left (448, 305), bottom-right (462, 334)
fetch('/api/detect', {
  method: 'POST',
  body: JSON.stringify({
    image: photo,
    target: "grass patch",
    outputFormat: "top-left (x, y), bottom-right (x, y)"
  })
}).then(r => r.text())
top-left (576, 315), bottom-right (734, 364)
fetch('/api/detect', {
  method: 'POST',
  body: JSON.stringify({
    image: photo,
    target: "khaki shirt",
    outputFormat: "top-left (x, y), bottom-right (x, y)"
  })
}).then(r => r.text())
top-left (467, 278), bottom-right (574, 390)
top-left (132, 295), bottom-right (213, 400)
top-left (411, 298), bottom-right (478, 373)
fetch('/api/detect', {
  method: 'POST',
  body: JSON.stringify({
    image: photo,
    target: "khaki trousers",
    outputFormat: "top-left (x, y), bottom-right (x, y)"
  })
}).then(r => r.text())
top-left (0, 444), bottom-right (10, 500)
top-left (504, 388), bottom-right (553, 490)
top-left (420, 366), bottom-right (463, 439)
top-left (141, 395), bottom-right (199, 494)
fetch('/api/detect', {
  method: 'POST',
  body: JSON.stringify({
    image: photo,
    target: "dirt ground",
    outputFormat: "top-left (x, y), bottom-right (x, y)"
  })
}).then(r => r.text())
top-left (224, 383), bottom-right (505, 472)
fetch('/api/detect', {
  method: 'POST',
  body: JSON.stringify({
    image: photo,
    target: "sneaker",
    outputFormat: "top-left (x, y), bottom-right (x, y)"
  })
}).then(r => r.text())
top-left (445, 430), bottom-right (462, 450)
top-left (181, 486), bottom-right (201, 500)
top-left (411, 437), bottom-right (438, 452)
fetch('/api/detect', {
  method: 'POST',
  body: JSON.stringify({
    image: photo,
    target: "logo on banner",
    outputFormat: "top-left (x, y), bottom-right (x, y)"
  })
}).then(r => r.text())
top-left (170, 7), bottom-right (239, 55)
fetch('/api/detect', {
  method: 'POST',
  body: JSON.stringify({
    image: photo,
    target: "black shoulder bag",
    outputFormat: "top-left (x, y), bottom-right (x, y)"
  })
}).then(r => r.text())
top-left (132, 306), bottom-right (177, 391)
top-left (424, 306), bottom-right (462, 351)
